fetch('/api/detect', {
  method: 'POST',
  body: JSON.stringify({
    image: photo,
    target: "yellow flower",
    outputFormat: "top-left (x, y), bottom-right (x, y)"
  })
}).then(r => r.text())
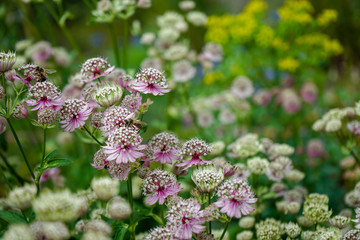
top-left (255, 25), bottom-right (274, 47)
top-left (278, 0), bottom-right (314, 24)
top-left (205, 28), bottom-right (229, 44)
top-left (203, 72), bottom-right (223, 85)
top-left (272, 38), bottom-right (289, 51)
top-left (317, 9), bottom-right (338, 26)
top-left (244, 0), bottom-right (268, 15)
top-left (323, 39), bottom-right (343, 56)
top-left (278, 57), bottom-right (300, 72)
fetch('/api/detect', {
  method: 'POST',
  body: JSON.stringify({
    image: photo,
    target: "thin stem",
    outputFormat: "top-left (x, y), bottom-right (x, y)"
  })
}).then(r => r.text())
top-left (122, 18), bottom-right (129, 69)
top-left (35, 127), bottom-right (47, 195)
top-left (0, 151), bottom-right (25, 185)
top-left (108, 23), bottom-right (121, 67)
top-left (14, 0), bottom-right (42, 39)
top-left (6, 118), bottom-right (35, 179)
top-left (219, 221), bottom-right (230, 240)
top-left (83, 125), bottom-right (104, 146)
top-left (127, 175), bottom-right (135, 240)
top-left (208, 193), bottom-right (212, 234)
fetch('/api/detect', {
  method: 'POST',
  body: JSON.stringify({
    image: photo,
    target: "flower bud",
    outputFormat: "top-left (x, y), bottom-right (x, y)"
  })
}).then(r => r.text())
top-left (0, 116), bottom-right (6, 134)
top-left (13, 103), bottom-right (28, 119)
top-left (92, 82), bottom-right (123, 107)
top-left (37, 107), bottom-right (58, 125)
top-left (90, 177), bottom-right (119, 201)
top-left (0, 51), bottom-right (16, 72)
top-left (106, 196), bottom-right (131, 220)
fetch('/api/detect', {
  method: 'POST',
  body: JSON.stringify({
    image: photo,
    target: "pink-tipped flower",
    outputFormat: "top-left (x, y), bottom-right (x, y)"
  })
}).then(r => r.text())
top-left (231, 76), bottom-right (254, 100)
top-left (107, 161), bottom-right (131, 181)
top-left (214, 178), bottom-right (257, 218)
top-left (100, 106), bottom-right (134, 136)
top-left (91, 149), bottom-right (107, 170)
top-left (81, 57), bottom-right (114, 82)
top-left (148, 132), bottom-right (180, 164)
top-left (102, 127), bottom-right (146, 164)
top-left (166, 198), bottom-right (206, 239)
top-left (18, 64), bottom-right (43, 86)
top-left (13, 103), bottom-right (28, 119)
top-left (30, 41), bottom-right (53, 64)
top-left (26, 82), bottom-right (63, 111)
top-left (121, 93), bottom-right (142, 113)
top-left (59, 98), bottom-right (92, 132)
top-left (37, 107), bottom-right (58, 125)
top-left (4, 69), bottom-right (18, 82)
top-left (145, 226), bottom-right (172, 240)
top-left (143, 169), bottom-right (182, 205)
top-left (0, 51), bottom-right (16, 73)
top-left (40, 168), bottom-right (60, 183)
top-left (301, 82), bottom-right (318, 104)
top-left (348, 121), bottom-right (360, 137)
top-left (306, 139), bottom-right (325, 158)
top-left (177, 139), bottom-right (212, 170)
top-left (132, 68), bottom-right (170, 96)
top-left (213, 157), bottom-right (237, 177)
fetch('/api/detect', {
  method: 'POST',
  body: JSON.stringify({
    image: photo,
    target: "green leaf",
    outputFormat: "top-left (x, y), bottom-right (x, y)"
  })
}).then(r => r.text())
top-left (59, 11), bottom-right (73, 27)
top-left (0, 210), bottom-right (26, 223)
top-left (114, 223), bottom-right (128, 240)
top-left (44, 158), bottom-right (72, 169)
top-left (261, 191), bottom-right (276, 200)
top-left (44, 149), bottom-right (58, 163)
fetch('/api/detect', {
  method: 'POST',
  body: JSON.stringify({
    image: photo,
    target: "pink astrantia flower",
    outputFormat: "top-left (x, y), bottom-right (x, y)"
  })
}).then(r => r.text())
top-left (107, 161), bottom-right (131, 181)
top-left (102, 127), bottom-right (146, 164)
top-left (100, 106), bottom-right (134, 136)
top-left (26, 81), bottom-right (64, 111)
top-left (91, 149), bottom-right (107, 170)
top-left (166, 197), bottom-right (206, 239)
top-left (143, 169), bottom-right (181, 205)
top-left (214, 178), bottom-right (257, 219)
top-left (148, 132), bottom-right (180, 164)
top-left (348, 121), bottom-right (360, 137)
top-left (59, 98), bottom-right (92, 132)
top-left (39, 167), bottom-right (60, 183)
top-left (132, 68), bottom-right (170, 96)
top-left (213, 157), bottom-right (237, 177)
top-left (17, 64), bottom-right (43, 86)
top-left (81, 57), bottom-right (114, 82)
top-left (177, 139), bottom-right (212, 170)
top-left (121, 93), bottom-right (142, 113)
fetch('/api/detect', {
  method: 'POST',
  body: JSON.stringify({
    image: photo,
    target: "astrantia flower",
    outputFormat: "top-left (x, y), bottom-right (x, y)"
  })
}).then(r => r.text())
top-left (18, 64), bottom-right (43, 86)
top-left (26, 81), bottom-right (63, 111)
top-left (102, 127), bottom-right (146, 164)
top-left (148, 132), bottom-right (180, 164)
top-left (0, 51), bottom-right (16, 72)
top-left (143, 169), bottom-right (181, 205)
top-left (145, 226), bottom-right (173, 240)
top-left (100, 106), bottom-right (134, 136)
top-left (81, 57), bottom-right (114, 82)
top-left (192, 165), bottom-right (224, 193)
top-left (91, 149), bottom-right (107, 170)
top-left (13, 102), bottom-right (28, 119)
top-left (213, 157), bottom-right (237, 177)
top-left (166, 198), bottom-right (206, 239)
top-left (231, 76), bottom-right (254, 99)
top-left (37, 107), bottom-right (58, 125)
top-left (107, 161), bottom-right (131, 181)
top-left (348, 121), bottom-right (360, 136)
top-left (132, 68), bottom-right (170, 96)
top-left (59, 98), bottom-right (92, 132)
top-left (201, 42), bottom-right (223, 62)
top-left (214, 178), bottom-right (257, 218)
top-left (177, 139), bottom-right (212, 170)
top-left (172, 60), bottom-right (196, 82)
top-left (121, 92), bottom-right (142, 113)
top-left (91, 82), bottom-right (123, 107)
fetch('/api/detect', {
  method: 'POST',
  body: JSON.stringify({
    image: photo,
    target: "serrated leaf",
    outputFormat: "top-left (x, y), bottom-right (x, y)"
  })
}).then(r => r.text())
top-left (44, 158), bottom-right (72, 169)
top-left (0, 210), bottom-right (26, 223)
top-left (29, 119), bottom-right (43, 128)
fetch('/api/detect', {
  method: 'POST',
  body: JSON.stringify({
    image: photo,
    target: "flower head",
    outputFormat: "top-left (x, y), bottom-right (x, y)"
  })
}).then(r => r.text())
top-left (91, 82), bottom-right (123, 107)
top-left (133, 68), bottom-right (170, 95)
top-left (0, 51), bottom-right (16, 72)
top-left (102, 127), bottom-right (146, 164)
top-left (121, 92), bottom-right (142, 113)
top-left (37, 107), bottom-right (58, 125)
top-left (166, 198), bottom-right (206, 239)
top-left (148, 132), bottom-right (180, 164)
top-left (231, 76), bottom-right (254, 99)
top-left (59, 98), bottom-right (92, 132)
top-left (18, 64), bottom-right (43, 86)
top-left (100, 106), bottom-right (134, 135)
top-left (107, 161), bottom-right (131, 181)
top-left (13, 102), bottom-right (28, 119)
top-left (145, 227), bottom-right (173, 240)
top-left (81, 57), bottom-right (114, 82)
top-left (172, 60), bottom-right (196, 82)
top-left (143, 169), bottom-right (181, 205)
top-left (91, 149), bottom-right (107, 170)
top-left (177, 139), bottom-right (212, 169)
top-left (214, 178), bottom-right (257, 218)
top-left (26, 81), bottom-right (63, 111)
top-left (192, 165), bottom-right (224, 193)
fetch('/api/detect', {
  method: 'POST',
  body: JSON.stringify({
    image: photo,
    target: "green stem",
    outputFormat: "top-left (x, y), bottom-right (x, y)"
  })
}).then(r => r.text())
top-left (127, 175), bottom-right (135, 239)
top-left (15, 0), bottom-right (42, 39)
top-left (219, 221), bottom-right (230, 240)
top-left (208, 193), bottom-right (212, 234)
top-left (83, 125), bottom-right (104, 146)
top-left (35, 127), bottom-right (47, 195)
top-left (0, 151), bottom-right (25, 185)
top-left (6, 118), bottom-right (35, 179)
top-left (122, 18), bottom-right (129, 69)
top-left (108, 23), bottom-right (121, 67)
